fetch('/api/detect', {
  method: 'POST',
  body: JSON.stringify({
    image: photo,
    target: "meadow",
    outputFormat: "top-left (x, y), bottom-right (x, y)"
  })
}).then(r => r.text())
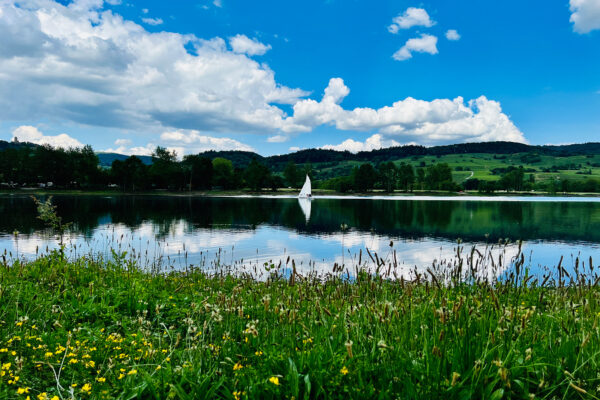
top-left (1, 245), bottom-right (600, 399)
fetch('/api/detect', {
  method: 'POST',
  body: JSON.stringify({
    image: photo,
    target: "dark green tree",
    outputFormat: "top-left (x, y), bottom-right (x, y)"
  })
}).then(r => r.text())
top-left (212, 158), bottom-right (235, 189)
top-left (244, 158), bottom-right (272, 191)
top-left (398, 163), bottom-right (415, 192)
top-left (377, 162), bottom-right (397, 192)
top-left (283, 161), bottom-right (300, 188)
top-left (353, 163), bottom-right (376, 192)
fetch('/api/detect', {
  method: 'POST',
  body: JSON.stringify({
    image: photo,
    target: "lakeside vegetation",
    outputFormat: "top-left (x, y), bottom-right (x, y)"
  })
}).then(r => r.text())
top-left (3, 140), bottom-right (600, 195)
top-left (2, 246), bottom-right (600, 399)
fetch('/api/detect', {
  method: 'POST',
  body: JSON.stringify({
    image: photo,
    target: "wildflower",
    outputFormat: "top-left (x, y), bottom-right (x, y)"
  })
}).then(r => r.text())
top-left (44, 352), bottom-right (54, 358)
top-left (451, 372), bottom-right (461, 387)
top-left (2, 362), bottom-right (11, 370)
top-left (51, 397), bottom-right (59, 400)
top-left (17, 387), bottom-right (30, 394)
top-left (71, 384), bottom-right (78, 388)
top-left (269, 376), bottom-right (280, 386)
top-left (0, 348), bottom-right (7, 353)
top-left (233, 362), bottom-right (243, 371)
top-left (118, 373), bottom-right (125, 380)
top-left (127, 369), bottom-right (137, 375)
top-left (340, 366), bottom-right (349, 375)
top-left (81, 383), bottom-right (92, 394)
top-left (155, 365), bottom-right (162, 371)
top-left (255, 350), bottom-right (263, 356)
top-left (37, 393), bottom-right (48, 400)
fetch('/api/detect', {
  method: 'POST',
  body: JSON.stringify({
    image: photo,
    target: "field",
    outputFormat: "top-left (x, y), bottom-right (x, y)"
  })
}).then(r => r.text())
top-left (2, 248), bottom-right (600, 399)
top-left (310, 153), bottom-right (600, 185)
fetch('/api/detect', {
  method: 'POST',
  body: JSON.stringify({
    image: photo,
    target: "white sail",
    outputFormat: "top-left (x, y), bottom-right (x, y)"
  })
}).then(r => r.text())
top-left (298, 175), bottom-right (311, 198)
top-left (298, 198), bottom-right (312, 222)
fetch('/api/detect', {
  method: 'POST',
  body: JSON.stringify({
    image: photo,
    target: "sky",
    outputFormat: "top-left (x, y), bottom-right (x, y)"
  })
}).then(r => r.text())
top-left (0, 0), bottom-right (599, 157)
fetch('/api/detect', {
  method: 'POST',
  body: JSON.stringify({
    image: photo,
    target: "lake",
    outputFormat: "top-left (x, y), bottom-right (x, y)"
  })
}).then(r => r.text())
top-left (1, 194), bottom-right (599, 279)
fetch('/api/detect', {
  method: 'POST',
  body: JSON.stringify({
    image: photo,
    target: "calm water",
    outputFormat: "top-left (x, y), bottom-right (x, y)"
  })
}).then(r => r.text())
top-left (1, 194), bottom-right (600, 278)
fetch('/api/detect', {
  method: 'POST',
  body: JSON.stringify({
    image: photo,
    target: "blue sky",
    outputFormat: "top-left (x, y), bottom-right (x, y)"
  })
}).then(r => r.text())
top-left (0, 0), bottom-right (599, 156)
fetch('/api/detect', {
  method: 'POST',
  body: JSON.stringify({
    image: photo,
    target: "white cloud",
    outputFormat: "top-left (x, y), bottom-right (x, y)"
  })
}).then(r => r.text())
top-left (141, 8), bottom-right (148, 14)
top-left (213, 0), bottom-right (223, 8)
top-left (267, 135), bottom-right (289, 143)
top-left (388, 7), bottom-right (435, 33)
top-left (114, 138), bottom-right (132, 146)
top-left (570, 0), bottom-right (600, 33)
top-left (289, 78), bottom-right (525, 146)
top-left (229, 34), bottom-right (271, 56)
top-left (393, 34), bottom-right (438, 61)
top-left (289, 146), bottom-right (301, 152)
top-left (11, 125), bottom-right (83, 148)
top-left (0, 0), bottom-right (524, 150)
top-left (159, 129), bottom-right (255, 153)
top-left (0, 0), bottom-right (306, 136)
top-left (142, 17), bottom-right (163, 26)
top-left (321, 134), bottom-right (401, 153)
top-left (105, 0), bottom-right (121, 5)
top-left (445, 29), bottom-right (460, 41)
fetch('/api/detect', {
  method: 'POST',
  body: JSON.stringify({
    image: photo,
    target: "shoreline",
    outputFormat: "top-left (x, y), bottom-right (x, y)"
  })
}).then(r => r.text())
top-left (2, 188), bottom-right (600, 200)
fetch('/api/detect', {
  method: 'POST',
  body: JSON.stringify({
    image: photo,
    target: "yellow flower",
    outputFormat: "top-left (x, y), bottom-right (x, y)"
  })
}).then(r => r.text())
top-left (81, 383), bottom-right (92, 394)
top-left (0, 348), bottom-right (7, 353)
top-left (340, 366), bottom-right (349, 375)
top-left (37, 393), bottom-right (48, 400)
top-left (255, 350), bottom-right (263, 356)
top-left (16, 322), bottom-right (23, 327)
top-left (17, 387), bottom-right (30, 394)
top-left (96, 377), bottom-right (106, 383)
top-left (155, 365), bottom-right (162, 371)
top-left (233, 362), bottom-right (243, 371)
top-left (268, 376), bottom-right (279, 386)
top-left (127, 369), bottom-right (137, 375)
top-left (71, 384), bottom-right (78, 388)
top-left (44, 352), bottom-right (54, 358)
top-left (2, 362), bottom-right (11, 370)
top-left (51, 397), bottom-right (59, 400)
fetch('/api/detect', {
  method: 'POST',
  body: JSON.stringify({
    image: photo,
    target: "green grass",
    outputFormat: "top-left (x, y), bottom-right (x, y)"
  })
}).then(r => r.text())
top-left (2, 250), bottom-right (600, 399)
top-left (312, 152), bottom-right (600, 185)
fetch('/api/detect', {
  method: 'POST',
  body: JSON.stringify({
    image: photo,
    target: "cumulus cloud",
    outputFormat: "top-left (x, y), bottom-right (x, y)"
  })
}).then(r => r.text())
top-left (229, 34), bottom-right (271, 55)
top-left (0, 0), bottom-right (524, 151)
top-left (570, 0), bottom-right (600, 33)
top-left (213, 0), bottom-right (223, 8)
top-left (321, 134), bottom-right (401, 153)
top-left (445, 29), bottom-right (461, 41)
top-left (114, 138), bottom-right (132, 146)
top-left (289, 78), bottom-right (525, 146)
top-left (392, 34), bottom-right (438, 61)
top-left (142, 17), bottom-right (163, 26)
top-left (267, 135), bottom-right (289, 143)
top-left (388, 7), bottom-right (435, 33)
top-left (0, 0), bottom-right (306, 136)
top-left (159, 129), bottom-right (255, 153)
top-left (11, 126), bottom-right (83, 148)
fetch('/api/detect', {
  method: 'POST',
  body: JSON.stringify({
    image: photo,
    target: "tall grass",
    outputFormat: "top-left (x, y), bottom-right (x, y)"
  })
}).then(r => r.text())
top-left (1, 245), bottom-right (600, 399)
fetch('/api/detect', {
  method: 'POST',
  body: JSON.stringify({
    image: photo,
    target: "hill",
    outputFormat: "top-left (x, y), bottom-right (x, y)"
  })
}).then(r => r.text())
top-left (96, 152), bottom-right (153, 167)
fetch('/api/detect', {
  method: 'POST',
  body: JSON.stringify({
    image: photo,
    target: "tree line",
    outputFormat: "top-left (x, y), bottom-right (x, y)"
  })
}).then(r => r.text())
top-left (1, 143), bottom-right (600, 193)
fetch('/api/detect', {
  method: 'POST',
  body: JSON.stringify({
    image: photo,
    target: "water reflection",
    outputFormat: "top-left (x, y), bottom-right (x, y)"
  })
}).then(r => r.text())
top-left (1, 194), bottom-right (599, 278)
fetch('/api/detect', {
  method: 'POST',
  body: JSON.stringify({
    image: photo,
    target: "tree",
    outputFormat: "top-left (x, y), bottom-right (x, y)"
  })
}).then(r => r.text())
top-left (283, 161), bottom-right (300, 188)
top-left (397, 163), bottom-right (415, 192)
top-left (499, 167), bottom-right (525, 192)
top-left (149, 147), bottom-right (182, 190)
top-left (377, 162), bottom-right (397, 192)
top-left (244, 158), bottom-right (272, 191)
top-left (111, 156), bottom-right (148, 191)
top-left (425, 163), bottom-right (454, 191)
top-left (212, 158), bottom-right (235, 189)
top-left (182, 155), bottom-right (213, 190)
top-left (353, 163), bottom-right (376, 192)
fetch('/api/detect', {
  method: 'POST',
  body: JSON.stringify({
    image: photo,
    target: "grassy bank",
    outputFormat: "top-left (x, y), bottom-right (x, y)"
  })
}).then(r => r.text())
top-left (1, 253), bottom-right (600, 399)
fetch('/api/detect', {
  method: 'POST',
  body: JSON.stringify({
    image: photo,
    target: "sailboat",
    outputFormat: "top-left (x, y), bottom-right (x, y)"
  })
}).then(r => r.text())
top-left (298, 174), bottom-right (312, 198)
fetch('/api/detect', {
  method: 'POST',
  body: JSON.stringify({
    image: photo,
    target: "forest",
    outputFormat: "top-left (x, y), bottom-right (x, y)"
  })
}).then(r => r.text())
top-left (2, 140), bottom-right (600, 193)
